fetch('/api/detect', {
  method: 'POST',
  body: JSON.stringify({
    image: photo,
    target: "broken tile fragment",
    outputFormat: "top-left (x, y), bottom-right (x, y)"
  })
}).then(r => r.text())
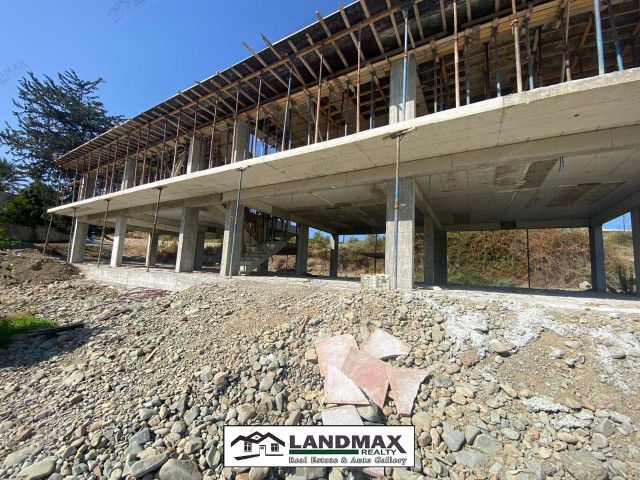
top-left (386, 365), bottom-right (430, 416)
top-left (315, 334), bottom-right (358, 377)
top-left (321, 405), bottom-right (363, 425)
top-left (323, 362), bottom-right (369, 406)
top-left (341, 348), bottom-right (389, 409)
top-left (360, 328), bottom-right (412, 359)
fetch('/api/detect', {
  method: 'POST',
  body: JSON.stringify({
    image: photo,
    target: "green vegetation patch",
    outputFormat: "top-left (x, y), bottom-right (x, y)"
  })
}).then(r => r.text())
top-left (0, 315), bottom-right (56, 347)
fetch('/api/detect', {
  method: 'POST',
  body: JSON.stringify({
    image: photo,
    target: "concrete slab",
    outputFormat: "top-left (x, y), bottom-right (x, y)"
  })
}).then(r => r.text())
top-left (321, 405), bottom-right (363, 426)
top-left (361, 467), bottom-right (385, 478)
top-left (314, 334), bottom-right (358, 378)
top-left (386, 365), bottom-right (430, 416)
top-left (360, 328), bottom-right (412, 360)
top-left (341, 348), bottom-right (389, 409)
top-left (323, 363), bottom-right (369, 406)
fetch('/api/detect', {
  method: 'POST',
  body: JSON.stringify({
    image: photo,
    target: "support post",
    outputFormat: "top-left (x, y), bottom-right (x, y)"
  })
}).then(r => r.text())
top-left (631, 207), bottom-right (640, 295)
top-left (385, 177), bottom-right (415, 290)
top-left (589, 224), bottom-right (606, 292)
top-left (434, 228), bottom-right (448, 284)
top-left (110, 215), bottom-right (127, 267)
top-left (176, 208), bottom-right (199, 273)
top-left (296, 225), bottom-right (309, 276)
top-left (423, 216), bottom-right (435, 284)
top-left (69, 221), bottom-right (89, 264)
top-left (220, 201), bottom-right (245, 277)
top-left (330, 233), bottom-right (339, 278)
top-left (389, 57), bottom-right (417, 124)
top-left (593, 0), bottom-right (605, 75)
top-left (195, 230), bottom-right (206, 270)
top-left (146, 231), bottom-right (159, 267)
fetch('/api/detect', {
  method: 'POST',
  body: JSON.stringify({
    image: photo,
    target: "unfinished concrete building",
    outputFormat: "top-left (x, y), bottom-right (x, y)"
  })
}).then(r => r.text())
top-left (50, 0), bottom-right (640, 291)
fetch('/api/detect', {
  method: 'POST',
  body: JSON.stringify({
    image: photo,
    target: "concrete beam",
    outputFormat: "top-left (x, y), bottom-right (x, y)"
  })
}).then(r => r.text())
top-left (590, 188), bottom-right (640, 226)
top-left (85, 194), bottom-right (222, 222)
top-left (220, 126), bottom-right (640, 204)
top-left (589, 224), bottom-right (606, 292)
top-left (445, 219), bottom-right (591, 231)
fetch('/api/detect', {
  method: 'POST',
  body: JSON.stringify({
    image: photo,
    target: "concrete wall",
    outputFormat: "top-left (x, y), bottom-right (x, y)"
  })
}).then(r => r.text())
top-left (0, 222), bottom-right (69, 243)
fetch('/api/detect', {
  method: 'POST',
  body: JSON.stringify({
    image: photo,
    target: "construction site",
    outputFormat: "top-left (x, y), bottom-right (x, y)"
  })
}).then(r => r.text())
top-left (47, 0), bottom-right (640, 292)
top-left (2, 2), bottom-right (640, 479)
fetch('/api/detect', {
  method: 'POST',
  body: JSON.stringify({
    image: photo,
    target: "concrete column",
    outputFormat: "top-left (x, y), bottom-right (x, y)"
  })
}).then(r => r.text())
top-left (385, 177), bottom-right (415, 290)
top-left (81, 174), bottom-right (96, 200)
top-left (121, 157), bottom-right (136, 190)
top-left (146, 232), bottom-right (159, 267)
top-left (257, 262), bottom-right (268, 274)
top-left (220, 201), bottom-right (245, 276)
top-left (296, 225), bottom-right (309, 276)
top-left (631, 208), bottom-right (640, 295)
top-left (589, 224), bottom-right (606, 292)
top-left (176, 208), bottom-right (200, 273)
top-left (329, 233), bottom-right (339, 278)
top-left (389, 56), bottom-right (418, 124)
top-left (232, 121), bottom-right (252, 163)
top-left (434, 228), bottom-right (448, 284)
top-left (194, 231), bottom-right (206, 270)
top-left (188, 135), bottom-right (207, 173)
top-left (69, 221), bottom-right (89, 263)
top-left (423, 216), bottom-right (435, 284)
top-left (110, 215), bottom-right (128, 267)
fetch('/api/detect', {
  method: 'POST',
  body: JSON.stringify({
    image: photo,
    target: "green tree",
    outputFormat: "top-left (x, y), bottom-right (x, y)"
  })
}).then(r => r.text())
top-left (0, 70), bottom-right (123, 184)
top-left (0, 158), bottom-right (26, 193)
top-left (0, 181), bottom-right (71, 233)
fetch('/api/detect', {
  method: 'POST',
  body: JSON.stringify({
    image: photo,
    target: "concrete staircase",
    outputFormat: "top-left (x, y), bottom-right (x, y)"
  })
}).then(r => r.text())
top-left (239, 240), bottom-right (287, 274)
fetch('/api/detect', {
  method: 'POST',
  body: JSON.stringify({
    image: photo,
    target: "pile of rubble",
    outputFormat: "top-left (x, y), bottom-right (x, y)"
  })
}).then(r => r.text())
top-left (0, 275), bottom-right (638, 480)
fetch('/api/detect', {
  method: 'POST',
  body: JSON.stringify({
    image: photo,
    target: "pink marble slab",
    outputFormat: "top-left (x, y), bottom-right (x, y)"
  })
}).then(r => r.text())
top-left (321, 405), bottom-right (363, 425)
top-left (315, 334), bottom-right (358, 377)
top-left (341, 347), bottom-right (389, 409)
top-left (386, 365), bottom-right (430, 416)
top-left (323, 362), bottom-right (369, 405)
top-left (360, 328), bottom-right (412, 359)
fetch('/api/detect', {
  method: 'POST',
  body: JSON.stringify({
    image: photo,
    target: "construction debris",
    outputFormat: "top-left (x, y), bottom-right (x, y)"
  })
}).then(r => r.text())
top-left (360, 327), bottom-right (412, 359)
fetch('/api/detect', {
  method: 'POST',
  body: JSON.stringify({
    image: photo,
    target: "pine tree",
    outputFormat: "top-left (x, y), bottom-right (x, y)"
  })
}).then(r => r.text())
top-left (0, 70), bottom-right (123, 184)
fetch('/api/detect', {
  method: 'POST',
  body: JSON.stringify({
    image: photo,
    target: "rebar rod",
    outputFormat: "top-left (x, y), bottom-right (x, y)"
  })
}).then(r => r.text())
top-left (172, 110), bottom-right (181, 171)
top-left (356, 25), bottom-right (362, 132)
top-left (229, 168), bottom-right (246, 278)
top-left (402, 6), bottom-right (410, 120)
top-left (493, 28), bottom-right (502, 96)
top-left (208, 95), bottom-right (219, 168)
top-left (231, 87), bottom-right (240, 162)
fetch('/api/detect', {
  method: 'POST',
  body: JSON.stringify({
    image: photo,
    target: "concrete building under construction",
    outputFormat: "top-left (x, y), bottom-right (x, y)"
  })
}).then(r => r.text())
top-left (50, 0), bottom-right (640, 291)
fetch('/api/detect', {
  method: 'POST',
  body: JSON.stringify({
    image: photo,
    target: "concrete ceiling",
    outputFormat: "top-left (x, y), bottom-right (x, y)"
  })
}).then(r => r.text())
top-left (51, 68), bottom-right (640, 235)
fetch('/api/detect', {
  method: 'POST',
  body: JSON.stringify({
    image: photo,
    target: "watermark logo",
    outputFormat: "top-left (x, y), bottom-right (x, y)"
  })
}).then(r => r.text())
top-left (108, 0), bottom-right (152, 22)
top-left (224, 426), bottom-right (414, 468)
top-left (0, 60), bottom-right (28, 86)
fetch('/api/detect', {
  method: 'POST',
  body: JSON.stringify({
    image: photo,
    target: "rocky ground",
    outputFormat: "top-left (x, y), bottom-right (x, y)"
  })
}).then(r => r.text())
top-left (0, 251), bottom-right (639, 480)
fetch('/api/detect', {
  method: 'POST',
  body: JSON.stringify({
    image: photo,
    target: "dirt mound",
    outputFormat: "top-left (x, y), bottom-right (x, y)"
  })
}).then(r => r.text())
top-left (0, 249), bottom-right (80, 286)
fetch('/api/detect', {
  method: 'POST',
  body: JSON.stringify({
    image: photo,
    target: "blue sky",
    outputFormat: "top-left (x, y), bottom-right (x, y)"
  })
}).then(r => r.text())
top-left (0, 0), bottom-right (626, 231)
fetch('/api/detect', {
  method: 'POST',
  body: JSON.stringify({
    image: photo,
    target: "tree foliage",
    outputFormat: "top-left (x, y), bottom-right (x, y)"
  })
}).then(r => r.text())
top-left (0, 181), bottom-right (71, 233)
top-left (0, 158), bottom-right (27, 193)
top-left (0, 69), bottom-right (123, 184)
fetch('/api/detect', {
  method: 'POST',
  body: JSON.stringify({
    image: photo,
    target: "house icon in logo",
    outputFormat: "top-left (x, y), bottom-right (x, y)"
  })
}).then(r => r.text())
top-left (231, 431), bottom-right (286, 460)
